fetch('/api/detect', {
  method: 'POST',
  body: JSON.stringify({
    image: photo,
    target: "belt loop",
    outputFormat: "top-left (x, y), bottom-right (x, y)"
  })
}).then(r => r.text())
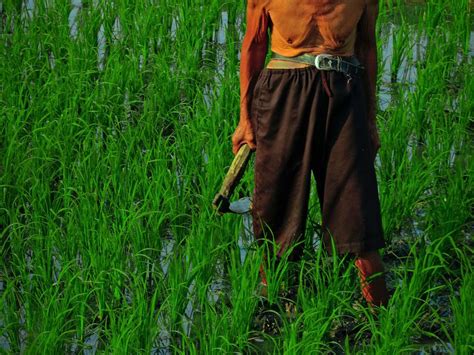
top-left (321, 71), bottom-right (333, 97)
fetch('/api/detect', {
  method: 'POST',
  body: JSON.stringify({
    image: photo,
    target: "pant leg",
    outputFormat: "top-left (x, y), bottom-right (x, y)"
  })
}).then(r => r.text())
top-left (313, 70), bottom-right (386, 255)
top-left (251, 67), bottom-right (324, 261)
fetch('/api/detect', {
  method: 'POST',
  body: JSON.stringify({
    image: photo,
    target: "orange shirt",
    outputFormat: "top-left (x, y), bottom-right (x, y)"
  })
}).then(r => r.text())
top-left (240, 0), bottom-right (380, 149)
top-left (266, 0), bottom-right (366, 57)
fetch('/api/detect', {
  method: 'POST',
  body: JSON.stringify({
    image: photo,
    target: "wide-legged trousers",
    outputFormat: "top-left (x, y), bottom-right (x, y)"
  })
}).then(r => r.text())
top-left (250, 66), bottom-right (385, 260)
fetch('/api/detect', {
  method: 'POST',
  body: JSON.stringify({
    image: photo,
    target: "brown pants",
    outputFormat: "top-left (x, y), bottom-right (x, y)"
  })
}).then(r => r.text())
top-left (251, 66), bottom-right (385, 260)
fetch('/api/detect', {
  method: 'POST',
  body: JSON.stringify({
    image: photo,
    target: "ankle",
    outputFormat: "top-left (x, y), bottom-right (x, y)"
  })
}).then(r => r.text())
top-left (355, 250), bottom-right (390, 307)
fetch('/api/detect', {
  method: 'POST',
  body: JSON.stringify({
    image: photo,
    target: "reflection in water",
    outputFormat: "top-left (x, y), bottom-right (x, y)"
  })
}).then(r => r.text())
top-left (216, 11), bottom-right (227, 45)
top-left (160, 236), bottom-right (175, 277)
top-left (207, 261), bottom-right (226, 305)
top-left (22, 0), bottom-right (34, 20)
top-left (239, 212), bottom-right (254, 265)
top-left (68, 0), bottom-right (81, 39)
top-left (216, 11), bottom-right (228, 77)
top-left (83, 331), bottom-right (99, 355)
top-left (155, 313), bottom-right (172, 355)
top-left (112, 16), bottom-right (122, 44)
top-left (97, 23), bottom-right (106, 71)
top-left (470, 31), bottom-right (474, 57)
top-left (378, 23), bottom-right (428, 111)
top-left (170, 16), bottom-right (177, 41)
top-left (182, 277), bottom-right (195, 337)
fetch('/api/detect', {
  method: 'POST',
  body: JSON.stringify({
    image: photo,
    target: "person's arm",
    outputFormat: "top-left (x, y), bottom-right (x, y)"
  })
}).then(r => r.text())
top-left (355, 0), bottom-right (380, 160)
top-left (232, 0), bottom-right (269, 154)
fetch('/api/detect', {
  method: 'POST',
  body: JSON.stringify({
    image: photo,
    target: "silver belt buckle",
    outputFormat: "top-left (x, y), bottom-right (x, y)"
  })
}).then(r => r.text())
top-left (314, 54), bottom-right (340, 71)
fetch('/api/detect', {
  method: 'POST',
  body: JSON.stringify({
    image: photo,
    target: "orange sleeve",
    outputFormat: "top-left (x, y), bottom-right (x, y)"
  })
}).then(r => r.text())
top-left (355, 0), bottom-right (380, 155)
top-left (239, 0), bottom-right (270, 124)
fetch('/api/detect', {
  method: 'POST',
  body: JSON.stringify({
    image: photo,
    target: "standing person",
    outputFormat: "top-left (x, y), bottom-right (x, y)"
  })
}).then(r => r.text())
top-left (232, 0), bottom-right (390, 307)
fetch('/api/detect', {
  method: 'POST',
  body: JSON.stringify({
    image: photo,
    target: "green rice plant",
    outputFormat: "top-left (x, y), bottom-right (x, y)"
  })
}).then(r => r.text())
top-left (224, 239), bottom-right (262, 350)
top-left (450, 246), bottom-right (474, 353)
top-left (450, 0), bottom-right (472, 56)
top-left (277, 240), bottom-right (358, 353)
top-left (389, 15), bottom-right (411, 83)
top-left (255, 239), bottom-right (298, 306)
top-left (362, 235), bottom-right (453, 352)
top-left (0, 0), bottom-right (472, 352)
top-left (378, 103), bottom-right (438, 239)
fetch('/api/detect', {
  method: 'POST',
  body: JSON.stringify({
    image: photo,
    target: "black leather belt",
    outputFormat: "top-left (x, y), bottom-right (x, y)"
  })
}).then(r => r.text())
top-left (272, 52), bottom-right (364, 76)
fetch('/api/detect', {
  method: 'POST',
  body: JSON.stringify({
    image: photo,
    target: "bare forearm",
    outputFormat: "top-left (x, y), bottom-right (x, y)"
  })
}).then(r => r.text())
top-left (239, 0), bottom-right (269, 124)
top-left (239, 38), bottom-right (268, 123)
top-left (232, 1), bottom-right (269, 154)
top-left (355, 0), bottom-right (380, 156)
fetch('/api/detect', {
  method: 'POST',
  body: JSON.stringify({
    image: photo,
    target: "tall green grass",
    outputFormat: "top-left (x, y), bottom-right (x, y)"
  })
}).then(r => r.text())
top-left (1, 0), bottom-right (472, 352)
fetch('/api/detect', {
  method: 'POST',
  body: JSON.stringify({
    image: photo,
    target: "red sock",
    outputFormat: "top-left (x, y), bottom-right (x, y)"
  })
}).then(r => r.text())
top-left (355, 251), bottom-right (390, 307)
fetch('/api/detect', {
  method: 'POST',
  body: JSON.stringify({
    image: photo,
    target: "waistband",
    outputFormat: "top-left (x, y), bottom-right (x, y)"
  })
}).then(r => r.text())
top-left (271, 52), bottom-right (364, 76)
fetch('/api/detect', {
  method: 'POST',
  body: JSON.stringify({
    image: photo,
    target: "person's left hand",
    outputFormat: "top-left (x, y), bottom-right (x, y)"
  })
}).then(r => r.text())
top-left (231, 119), bottom-right (256, 155)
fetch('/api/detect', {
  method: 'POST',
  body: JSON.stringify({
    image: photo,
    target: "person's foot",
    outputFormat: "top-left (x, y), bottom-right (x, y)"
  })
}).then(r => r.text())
top-left (355, 250), bottom-right (391, 307)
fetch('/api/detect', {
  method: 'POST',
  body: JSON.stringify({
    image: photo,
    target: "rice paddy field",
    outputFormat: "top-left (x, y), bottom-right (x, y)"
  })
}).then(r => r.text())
top-left (1, 0), bottom-right (473, 353)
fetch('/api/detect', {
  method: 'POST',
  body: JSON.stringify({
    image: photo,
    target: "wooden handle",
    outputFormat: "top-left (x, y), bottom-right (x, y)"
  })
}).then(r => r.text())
top-left (213, 144), bottom-right (252, 214)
